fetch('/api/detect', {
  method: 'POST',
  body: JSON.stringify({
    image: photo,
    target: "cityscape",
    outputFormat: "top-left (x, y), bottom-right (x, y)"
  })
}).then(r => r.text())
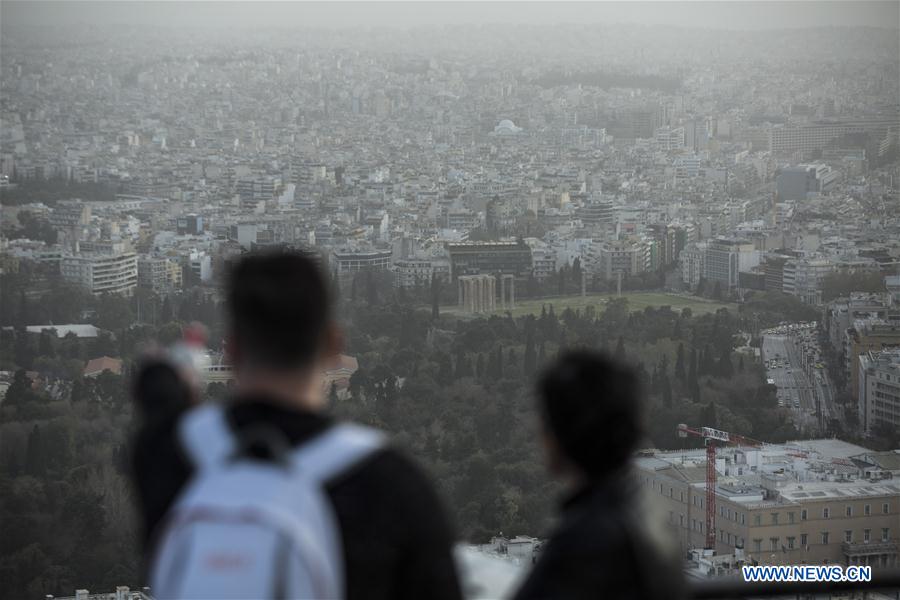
top-left (0, 2), bottom-right (899, 599)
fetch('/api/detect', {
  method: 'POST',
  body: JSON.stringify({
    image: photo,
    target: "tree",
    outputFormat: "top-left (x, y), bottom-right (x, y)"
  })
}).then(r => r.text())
top-left (738, 355), bottom-right (745, 372)
top-left (38, 329), bottom-right (56, 358)
top-left (14, 327), bottom-right (36, 368)
top-left (25, 424), bottom-right (45, 475)
top-left (365, 269), bottom-right (377, 305)
top-left (436, 352), bottom-right (453, 386)
top-left (160, 297), bottom-right (174, 323)
top-left (712, 281), bottom-right (723, 300)
top-left (700, 343), bottom-right (716, 376)
top-left (61, 331), bottom-right (82, 359)
top-left (696, 277), bottom-right (707, 296)
top-left (455, 348), bottom-right (471, 378)
top-left (4, 369), bottom-right (40, 405)
top-left (821, 270), bottom-right (886, 302)
top-left (717, 348), bottom-right (734, 378)
top-left (675, 343), bottom-right (686, 381)
top-left (70, 377), bottom-right (88, 403)
top-left (661, 374), bottom-right (673, 408)
top-left (506, 348), bottom-right (518, 373)
top-left (430, 273), bottom-right (440, 320)
top-left (523, 332), bottom-right (536, 374)
top-left (688, 347), bottom-right (700, 402)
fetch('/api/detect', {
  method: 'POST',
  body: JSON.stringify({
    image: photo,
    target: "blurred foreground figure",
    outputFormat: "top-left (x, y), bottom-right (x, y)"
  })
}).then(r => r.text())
top-left (513, 350), bottom-right (685, 600)
top-left (131, 250), bottom-right (461, 599)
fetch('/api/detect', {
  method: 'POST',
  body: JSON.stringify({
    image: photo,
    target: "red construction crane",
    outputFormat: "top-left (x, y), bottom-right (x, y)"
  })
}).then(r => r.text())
top-left (676, 424), bottom-right (763, 550)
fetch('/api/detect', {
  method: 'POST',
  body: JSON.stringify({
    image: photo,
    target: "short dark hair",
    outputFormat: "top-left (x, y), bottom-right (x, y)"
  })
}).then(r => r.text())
top-left (537, 350), bottom-right (642, 479)
top-left (227, 250), bottom-right (331, 370)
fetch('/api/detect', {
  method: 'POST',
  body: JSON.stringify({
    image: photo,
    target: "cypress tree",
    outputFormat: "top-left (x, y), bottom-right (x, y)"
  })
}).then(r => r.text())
top-left (675, 343), bottom-right (686, 381)
top-left (524, 332), bottom-right (536, 374)
top-left (430, 273), bottom-right (440, 320)
top-left (718, 348), bottom-right (734, 379)
top-left (661, 374), bottom-right (673, 408)
top-left (25, 424), bottom-right (44, 476)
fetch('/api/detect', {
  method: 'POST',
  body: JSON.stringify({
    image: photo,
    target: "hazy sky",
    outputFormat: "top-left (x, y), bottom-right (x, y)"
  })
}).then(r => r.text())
top-left (2, 1), bottom-right (899, 31)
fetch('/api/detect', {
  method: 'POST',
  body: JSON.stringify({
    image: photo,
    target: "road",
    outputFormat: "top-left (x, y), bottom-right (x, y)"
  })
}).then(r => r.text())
top-left (761, 326), bottom-right (840, 436)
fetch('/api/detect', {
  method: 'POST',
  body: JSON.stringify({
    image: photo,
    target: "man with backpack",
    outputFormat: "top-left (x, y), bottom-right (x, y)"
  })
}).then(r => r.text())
top-left (132, 250), bottom-right (462, 599)
top-left (513, 350), bottom-right (686, 600)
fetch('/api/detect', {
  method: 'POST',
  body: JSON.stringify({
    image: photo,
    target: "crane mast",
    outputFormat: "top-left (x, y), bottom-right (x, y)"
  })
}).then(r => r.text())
top-left (677, 424), bottom-right (762, 551)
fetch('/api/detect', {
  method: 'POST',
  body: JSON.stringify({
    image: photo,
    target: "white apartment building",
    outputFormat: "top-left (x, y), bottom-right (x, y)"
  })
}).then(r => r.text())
top-left (597, 238), bottom-right (649, 281)
top-left (61, 252), bottom-right (138, 295)
top-left (655, 126), bottom-right (685, 151)
top-left (188, 251), bottom-right (212, 283)
top-left (681, 241), bottom-right (708, 289)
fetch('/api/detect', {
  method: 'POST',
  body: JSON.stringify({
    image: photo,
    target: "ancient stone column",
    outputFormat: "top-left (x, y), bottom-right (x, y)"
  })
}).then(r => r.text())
top-left (490, 276), bottom-right (496, 311)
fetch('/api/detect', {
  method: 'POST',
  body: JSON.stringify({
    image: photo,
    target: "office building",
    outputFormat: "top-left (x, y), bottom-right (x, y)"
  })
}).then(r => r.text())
top-left (447, 240), bottom-right (532, 280)
top-left (331, 247), bottom-right (393, 279)
top-left (138, 256), bottom-right (183, 293)
top-left (777, 164), bottom-right (839, 201)
top-left (768, 118), bottom-right (900, 155)
top-left (857, 349), bottom-right (900, 436)
top-left (706, 238), bottom-right (758, 290)
top-left (394, 258), bottom-right (434, 289)
top-left (844, 319), bottom-right (900, 405)
top-left (782, 258), bottom-right (835, 305)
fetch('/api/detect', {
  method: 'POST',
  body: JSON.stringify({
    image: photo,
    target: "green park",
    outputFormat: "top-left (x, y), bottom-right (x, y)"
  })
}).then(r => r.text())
top-left (442, 291), bottom-right (737, 319)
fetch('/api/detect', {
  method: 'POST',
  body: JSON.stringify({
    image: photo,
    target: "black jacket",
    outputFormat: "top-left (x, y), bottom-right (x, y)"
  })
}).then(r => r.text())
top-left (130, 374), bottom-right (461, 600)
top-left (513, 472), bottom-right (685, 600)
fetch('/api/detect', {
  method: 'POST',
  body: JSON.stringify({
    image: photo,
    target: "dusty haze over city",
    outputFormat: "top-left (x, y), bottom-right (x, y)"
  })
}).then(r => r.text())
top-left (1, 1), bottom-right (899, 599)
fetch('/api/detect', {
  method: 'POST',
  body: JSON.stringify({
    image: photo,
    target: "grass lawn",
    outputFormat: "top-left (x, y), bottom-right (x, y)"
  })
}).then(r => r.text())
top-left (441, 291), bottom-right (737, 319)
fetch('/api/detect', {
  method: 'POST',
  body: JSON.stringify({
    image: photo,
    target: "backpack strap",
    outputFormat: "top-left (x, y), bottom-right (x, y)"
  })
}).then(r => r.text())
top-left (178, 403), bottom-right (236, 470)
top-left (290, 423), bottom-right (385, 483)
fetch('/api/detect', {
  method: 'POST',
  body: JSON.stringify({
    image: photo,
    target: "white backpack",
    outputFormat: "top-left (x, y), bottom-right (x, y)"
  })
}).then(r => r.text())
top-left (149, 403), bottom-right (384, 600)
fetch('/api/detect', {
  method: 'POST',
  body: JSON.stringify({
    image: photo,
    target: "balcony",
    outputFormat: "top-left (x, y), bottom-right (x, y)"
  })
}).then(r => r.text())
top-left (842, 539), bottom-right (899, 570)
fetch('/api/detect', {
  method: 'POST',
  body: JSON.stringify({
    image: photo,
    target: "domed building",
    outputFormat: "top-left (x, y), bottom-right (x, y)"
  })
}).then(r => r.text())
top-left (492, 119), bottom-right (522, 135)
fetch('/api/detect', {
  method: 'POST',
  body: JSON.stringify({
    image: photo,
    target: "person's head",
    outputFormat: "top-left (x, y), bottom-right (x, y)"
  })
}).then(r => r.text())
top-left (227, 250), bottom-right (339, 392)
top-left (537, 350), bottom-right (642, 482)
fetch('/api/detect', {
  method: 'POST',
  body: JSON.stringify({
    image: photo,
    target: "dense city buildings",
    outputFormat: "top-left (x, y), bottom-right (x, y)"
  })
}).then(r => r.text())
top-left (0, 7), bottom-right (898, 596)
